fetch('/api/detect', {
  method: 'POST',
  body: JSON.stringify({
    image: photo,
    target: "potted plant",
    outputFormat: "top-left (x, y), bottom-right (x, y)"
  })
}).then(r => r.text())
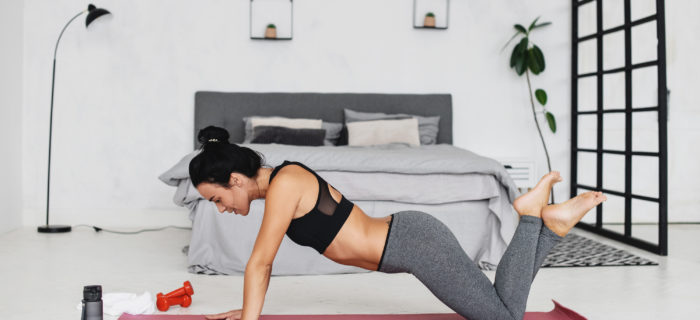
top-left (504, 16), bottom-right (557, 203)
top-left (264, 23), bottom-right (277, 39)
top-left (423, 12), bottom-right (436, 28)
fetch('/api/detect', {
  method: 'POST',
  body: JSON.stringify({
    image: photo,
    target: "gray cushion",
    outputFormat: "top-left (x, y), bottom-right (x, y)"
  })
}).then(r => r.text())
top-left (344, 109), bottom-right (440, 145)
top-left (321, 122), bottom-right (344, 146)
top-left (243, 116), bottom-right (344, 146)
top-left (251, 126), bottom-right (326, 146)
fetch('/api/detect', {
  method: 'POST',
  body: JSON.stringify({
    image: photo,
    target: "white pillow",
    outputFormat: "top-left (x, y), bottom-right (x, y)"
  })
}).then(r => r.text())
top-left (347, 118), bottom-right (420, 146)
top-left (250, 117), bottom-right (322, 130)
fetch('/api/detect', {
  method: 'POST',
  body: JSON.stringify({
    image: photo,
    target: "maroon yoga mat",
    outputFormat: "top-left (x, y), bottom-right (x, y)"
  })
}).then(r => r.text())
top-left (118, 300), bottom-right (586, 320)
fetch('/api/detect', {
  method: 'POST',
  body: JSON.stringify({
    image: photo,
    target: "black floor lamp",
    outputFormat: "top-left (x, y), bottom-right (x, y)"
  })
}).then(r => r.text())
top-left (38, 4), bottom-right (112, 233)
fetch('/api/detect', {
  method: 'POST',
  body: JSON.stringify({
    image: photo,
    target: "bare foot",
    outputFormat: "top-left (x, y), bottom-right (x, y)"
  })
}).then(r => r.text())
top-left (512, 171), bottom-right (563, 218)
top-left (541, 191), bottom-right (608, 237)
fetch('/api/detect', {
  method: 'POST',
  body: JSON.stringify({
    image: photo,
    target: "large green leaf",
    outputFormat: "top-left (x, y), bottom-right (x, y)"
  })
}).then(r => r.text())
top-left (546, 112), bottom-right (557, 133)
top-left (529, 45), bottom-right (546, 74)
top-left (533, 45), bottom-right (546, 71)
top-left (527, 48), bottom-right (542, 74)
top-left (535, 89), bottom-right (547, 106)
top-left (514, 24), bottom-right (527, 34)
top-left (516, 38), bottom-right (529, 75)
top-left (511, 38), bottom-right (528, 75)
top-left (518, 37), bottom-right (528, 53)
top-left (510, 41), bottom-right (522, 68)
top-left (515, 55), bottom-right (526, 75)
top-left (528, 17), bottom-right (541, 31)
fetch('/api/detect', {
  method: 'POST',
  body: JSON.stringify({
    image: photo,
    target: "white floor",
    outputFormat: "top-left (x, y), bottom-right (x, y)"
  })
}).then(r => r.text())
top-left (1, 224), bottom-right (699, 320)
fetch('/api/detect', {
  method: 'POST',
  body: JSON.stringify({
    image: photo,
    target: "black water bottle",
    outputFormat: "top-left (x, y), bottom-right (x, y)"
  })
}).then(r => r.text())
top-left (81, 285), bottom-right (103, 320)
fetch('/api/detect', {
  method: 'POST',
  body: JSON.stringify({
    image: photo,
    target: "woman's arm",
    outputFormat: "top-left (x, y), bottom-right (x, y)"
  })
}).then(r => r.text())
top-left (240, 262), bottom-right (272, 319)
top-left (239, 172), bottom-right (300, 320)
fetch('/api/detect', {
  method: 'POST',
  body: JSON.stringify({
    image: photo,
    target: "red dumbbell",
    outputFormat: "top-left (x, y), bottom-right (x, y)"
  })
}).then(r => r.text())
top-left (156, 293), bottom-right (192, 312)
top-left (156, 281), bottom-right (195, 312)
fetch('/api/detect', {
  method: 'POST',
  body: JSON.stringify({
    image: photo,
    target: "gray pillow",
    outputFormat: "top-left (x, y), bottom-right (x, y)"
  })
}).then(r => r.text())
top-left (343, 109), bottom-right (440, 145)
top-left (251, 126), bottom-right (326, 146)
top-left (321, 122), bottom-right (343, 146)
top-left (243, 117), bottom-right (343, 146)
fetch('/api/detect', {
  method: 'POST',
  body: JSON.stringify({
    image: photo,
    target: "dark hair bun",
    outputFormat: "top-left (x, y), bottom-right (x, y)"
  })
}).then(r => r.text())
top-left (198, 126), bottom-right (230, 146)
top-left (189, 125), bottom-right (265, 187)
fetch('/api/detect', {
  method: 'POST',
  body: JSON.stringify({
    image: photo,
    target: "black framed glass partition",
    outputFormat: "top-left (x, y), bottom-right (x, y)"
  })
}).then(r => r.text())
top-left (571, 0), bottom-right (668, 255)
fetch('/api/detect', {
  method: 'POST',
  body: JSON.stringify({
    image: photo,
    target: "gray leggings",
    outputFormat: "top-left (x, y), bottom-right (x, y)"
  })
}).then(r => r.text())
top-left (377, 210), bottom-right (562, 320)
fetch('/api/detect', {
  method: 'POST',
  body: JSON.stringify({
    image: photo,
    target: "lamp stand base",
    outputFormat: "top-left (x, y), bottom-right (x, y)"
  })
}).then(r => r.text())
top-left (37, 225), bottom-right (72, 233)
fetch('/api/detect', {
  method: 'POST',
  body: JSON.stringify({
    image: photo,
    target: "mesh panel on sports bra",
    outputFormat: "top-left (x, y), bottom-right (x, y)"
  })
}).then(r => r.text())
top-left (316, 181), bottom-right (339, 216)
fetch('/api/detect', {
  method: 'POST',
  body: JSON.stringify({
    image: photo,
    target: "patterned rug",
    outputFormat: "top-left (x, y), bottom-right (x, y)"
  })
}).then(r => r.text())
top-left (541, 233), bottom-right (658, 267)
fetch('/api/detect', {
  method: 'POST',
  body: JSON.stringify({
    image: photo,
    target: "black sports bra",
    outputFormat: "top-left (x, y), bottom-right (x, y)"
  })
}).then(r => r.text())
top-left (269, 161), bottom-right (355, 254)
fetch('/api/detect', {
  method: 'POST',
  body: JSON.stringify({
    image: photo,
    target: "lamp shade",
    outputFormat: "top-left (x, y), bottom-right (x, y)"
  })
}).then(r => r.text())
top-left (85, 4), bottom-right (110, 27)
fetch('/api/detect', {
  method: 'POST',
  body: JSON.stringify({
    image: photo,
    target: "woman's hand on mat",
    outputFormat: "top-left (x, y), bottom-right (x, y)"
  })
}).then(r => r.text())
top-left (205, 309), bottom-right (242, 320)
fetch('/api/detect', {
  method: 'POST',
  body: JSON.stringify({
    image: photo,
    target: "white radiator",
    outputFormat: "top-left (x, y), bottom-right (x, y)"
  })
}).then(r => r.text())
top-left (497, 158), bottom-right (536, 192)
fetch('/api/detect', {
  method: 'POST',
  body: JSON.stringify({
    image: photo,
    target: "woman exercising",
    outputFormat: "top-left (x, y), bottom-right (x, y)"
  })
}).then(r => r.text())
top-left (191, 126), bottom-right (607, 320)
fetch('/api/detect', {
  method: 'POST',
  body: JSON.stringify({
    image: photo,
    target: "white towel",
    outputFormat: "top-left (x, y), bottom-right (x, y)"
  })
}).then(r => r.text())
top-left (76, 291), bottom-right (155, 317)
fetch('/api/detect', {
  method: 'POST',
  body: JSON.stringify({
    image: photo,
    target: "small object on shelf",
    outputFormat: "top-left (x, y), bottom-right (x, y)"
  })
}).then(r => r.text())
top-left (424, 12), bottom-right (436, 28)
top-left (264, 23), bottom-right (277, 39)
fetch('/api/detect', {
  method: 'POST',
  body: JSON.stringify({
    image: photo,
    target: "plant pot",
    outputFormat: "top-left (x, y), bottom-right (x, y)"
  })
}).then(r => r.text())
top-left (424, 16), bottom-right (436, 28)
top-left (264, 27), bottom-right (277, 39)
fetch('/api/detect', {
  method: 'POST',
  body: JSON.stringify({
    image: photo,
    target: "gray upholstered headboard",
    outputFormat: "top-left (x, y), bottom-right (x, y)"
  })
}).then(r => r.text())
top-left (194, 92), bottom-right (453, 148)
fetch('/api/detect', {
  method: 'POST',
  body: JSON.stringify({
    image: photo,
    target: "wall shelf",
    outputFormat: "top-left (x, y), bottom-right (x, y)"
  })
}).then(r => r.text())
top-left (250, 37), bottom-right (292, 40)
top-left (413, 0), bottom-right (450, 29)
top-left (250, 0), bottom-right (293, 40)
top-left (413, 26), bottom-right (448, 30)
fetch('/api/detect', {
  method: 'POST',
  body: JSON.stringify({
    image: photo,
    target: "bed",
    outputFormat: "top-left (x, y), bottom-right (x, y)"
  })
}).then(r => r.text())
top-left (159, 92), bottom-right (521, 275)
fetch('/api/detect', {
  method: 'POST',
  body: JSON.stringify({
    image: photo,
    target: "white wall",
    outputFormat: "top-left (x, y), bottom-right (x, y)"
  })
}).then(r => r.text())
top-left (0, 0), bottom-right (24, 234)
top-left (19, 0), bottom-right (698, 227)
top-left (660, 0), bottom-right (700, 223)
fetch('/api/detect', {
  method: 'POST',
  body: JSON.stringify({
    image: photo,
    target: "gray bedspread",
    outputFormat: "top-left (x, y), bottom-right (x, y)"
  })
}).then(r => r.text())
top-left (159, 143), bottom-right (521, 275)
